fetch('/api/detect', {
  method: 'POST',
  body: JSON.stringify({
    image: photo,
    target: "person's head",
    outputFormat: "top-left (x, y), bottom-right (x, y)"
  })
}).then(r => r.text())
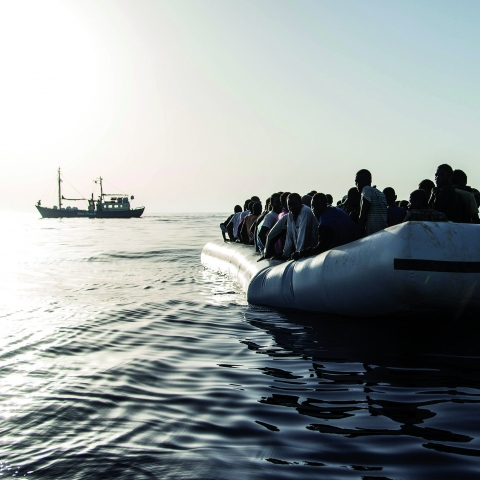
top-left (264, 197), bottom-right (271, 211)
top-left (270, 193), bottom-right (282, 214)
top-left (301, 195), bottom-right (312, 207)
top-left (243, 199), bottom-right (251, 211)
top-left (418, 179), bottom-right (435, 197)
top-left (409, 189), bottom-right (429, 210)
top-left (435, 164), bottom-right (453, 188)
top-left (247, 201), bottom-right (254, 212)
top-left (382, 187), bottom-right (397, 207)
top-left (355, 169), bottom-right (372, 192)
top-left (234, 205), bottom-right (242, 213)
top-left (252, 202), bottom-right (262, 216)
top-left (325, 194), bottom-right (333, 205)
top-left (346, 187), bottom-right (361, 207)
top-left (311, 193), bottom-right (328, 219)
top-left (287, 193), bottom-right (302, 217)
top-left (280, 191), bottom-right (290, 210)
top-left (308, 190), bottom-right (317, 196)
top-left (398, 200), bottom-right (409, 209)
top-left (251, 196), bottom-right (260, 203)
top-left (452, 169), bottom-right (467, 189)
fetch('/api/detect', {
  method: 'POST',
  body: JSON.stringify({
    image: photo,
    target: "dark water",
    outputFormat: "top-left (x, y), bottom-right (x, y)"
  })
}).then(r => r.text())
top-left (2, 213), bottom-right (480, 479)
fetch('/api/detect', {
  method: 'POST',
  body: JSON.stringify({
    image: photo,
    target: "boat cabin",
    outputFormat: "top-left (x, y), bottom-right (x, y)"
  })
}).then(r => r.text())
top-left (98, 197), bottom-right (131, 210)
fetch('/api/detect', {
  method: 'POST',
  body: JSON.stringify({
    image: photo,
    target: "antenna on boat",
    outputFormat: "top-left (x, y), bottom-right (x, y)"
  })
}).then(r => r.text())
top-left (58, 167), bottom-right (62, 209)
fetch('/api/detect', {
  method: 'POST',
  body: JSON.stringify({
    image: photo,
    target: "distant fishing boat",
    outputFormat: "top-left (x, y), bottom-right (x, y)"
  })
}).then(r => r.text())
top-left (36, 168), bottom-right (145, 218)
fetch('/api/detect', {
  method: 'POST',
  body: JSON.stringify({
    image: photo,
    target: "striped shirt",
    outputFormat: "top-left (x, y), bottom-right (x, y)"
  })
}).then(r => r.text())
top-left (361, 186), bottom-right (388, 236)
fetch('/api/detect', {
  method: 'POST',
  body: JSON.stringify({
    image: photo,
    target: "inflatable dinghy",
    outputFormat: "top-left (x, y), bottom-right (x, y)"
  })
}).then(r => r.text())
top-left (201, 221), bottom-right (480, 317)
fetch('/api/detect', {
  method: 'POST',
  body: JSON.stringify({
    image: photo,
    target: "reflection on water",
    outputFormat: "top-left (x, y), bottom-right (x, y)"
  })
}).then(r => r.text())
top-left (1, 213), bottom-right (480, 479)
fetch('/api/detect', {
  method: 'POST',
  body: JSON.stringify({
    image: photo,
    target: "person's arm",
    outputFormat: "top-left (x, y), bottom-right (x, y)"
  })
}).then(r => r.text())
top-left (357, 198), bottom-right (371, 239)
top-left (294, 209), bottom-right (310, 252)
top-left (292, 225), bottom-right (334, 260)
top-left (259, 226), bottom-right (270, 247)
top-left (282, 217), bottom-right (294, 258)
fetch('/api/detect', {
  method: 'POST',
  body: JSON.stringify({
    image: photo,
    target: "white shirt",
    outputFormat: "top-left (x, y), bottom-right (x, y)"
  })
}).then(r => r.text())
top-left (283, 205), bottom-right (318, 257)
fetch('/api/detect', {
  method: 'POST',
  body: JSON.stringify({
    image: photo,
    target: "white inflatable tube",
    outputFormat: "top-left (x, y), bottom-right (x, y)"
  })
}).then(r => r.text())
top-left (201, 222), bottom-right (480, 317)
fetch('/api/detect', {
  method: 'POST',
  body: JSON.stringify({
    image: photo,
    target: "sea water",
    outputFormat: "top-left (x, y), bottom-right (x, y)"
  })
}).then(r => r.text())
top-left (1, 212), bottom-right (480, 479)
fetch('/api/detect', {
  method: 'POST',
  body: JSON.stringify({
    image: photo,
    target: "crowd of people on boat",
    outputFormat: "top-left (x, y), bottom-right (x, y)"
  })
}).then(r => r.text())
top-left (219, 164), bottom-right (480, 261)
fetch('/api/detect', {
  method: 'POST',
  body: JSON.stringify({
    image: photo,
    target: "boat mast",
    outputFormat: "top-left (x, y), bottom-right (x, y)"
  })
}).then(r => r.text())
top-left (58, 168), bottom-right (62, 209)
top-left (99, 176), bottom-right (103, 200)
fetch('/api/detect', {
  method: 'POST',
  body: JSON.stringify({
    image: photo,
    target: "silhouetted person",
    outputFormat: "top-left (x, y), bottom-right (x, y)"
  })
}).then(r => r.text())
top-left (257, 194), bottom-right (282, 253)
top-left (452, 169), bottom-right (479, 223)
top-left (429, 164), bottom-right (468, 222)
top-left (383, 187), bottom-right (407, 226)
top-left (326, 194), bottom-right (333, 206)
top-left (220, 205), bottom-right (242, 242)
top-left (418, 179), bottom-right (435, 200)
top-left (403, 190), bottom-right (448, 222)
top-left (274, 191), bottom-right (290, 255)
top-left (397, 200), bottom-right (409, 209)
top-left (292, 193), bottom-right (356, 260)
top-left (281, 193), bottom-right (318, 259)
top-left (238, 202), bottom-right (261, 244)
top-left (251, 197), bottom-right (271, 251)
top-left (301, 195), bottom-right (312, 207)
top-left (340, 187), bottom-right (361, 224)
top-left (355, 169), bottom-right (387, 238)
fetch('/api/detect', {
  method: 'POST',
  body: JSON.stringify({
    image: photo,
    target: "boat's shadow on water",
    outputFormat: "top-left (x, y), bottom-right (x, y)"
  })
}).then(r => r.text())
top-left (242, 307), bottom-right (480, 465)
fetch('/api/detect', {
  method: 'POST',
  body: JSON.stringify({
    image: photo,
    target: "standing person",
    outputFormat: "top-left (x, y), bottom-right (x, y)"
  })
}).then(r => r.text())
top-left (355, 169), bottom-right (388, 238)
top-left (281, 193), bottom-right (318, 259)
top-left (383, 187), bottom-right (407, 227)
top-left (429, 164), bottom-right (468, 222)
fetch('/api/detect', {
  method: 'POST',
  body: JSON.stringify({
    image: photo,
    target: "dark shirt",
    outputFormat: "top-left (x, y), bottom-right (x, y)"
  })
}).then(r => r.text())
top-left (429, 185), bottom-right (468, 222)
top-left (404, 209), bottom-right (448, 222)
top-left (340, 203), bottom-right (360, 224)
top-left (300, 207), bottom-right (356, 258)
top-left (387, 206), bottom-right (407, 227)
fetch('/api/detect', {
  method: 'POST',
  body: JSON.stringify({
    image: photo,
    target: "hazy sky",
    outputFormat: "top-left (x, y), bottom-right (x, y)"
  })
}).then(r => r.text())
top-left (1, 0), bottom-right (480, 212)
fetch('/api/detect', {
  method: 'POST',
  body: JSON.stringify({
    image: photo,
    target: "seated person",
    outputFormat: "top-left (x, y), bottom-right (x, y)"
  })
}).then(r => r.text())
top-left (251, 197), bottom-right (271, 251)
top-left (238, 202), bottom-right (262, 244)
top-left (418, 179), bottom-right (435, 200)
top-left (257, 194), bottom-right (282, 253)
top-left (355, 169), bottom-right (388, 238)
top-left (274, 191), bottom-right (290, 254)
top-left (292, 193), bottom-right (356, 260)
top-left (228, 199), bottom-right (251, 240)
top-left (452, 169), bottom-right (479, 224)
top-left (259, 214), bottom-right (289, 260)
top-left (403, 189), bottom-right (448, 222)
top-left (301, 195), bottom-right (312, 207)
top-left (340, 187), bottom-right (361, 223)
top-left (383, 187), bottom-right (407, 226)
top-left (429, 164), bottom-right (468, 222)
top-left (220, 205), bottom-right (242, 241)
top-left (281, 193), bottom-right (318, 259)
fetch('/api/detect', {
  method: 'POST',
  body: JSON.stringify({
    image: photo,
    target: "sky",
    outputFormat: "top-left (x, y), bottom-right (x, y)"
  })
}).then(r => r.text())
top-left (1, 0), bottom-right (480, 213)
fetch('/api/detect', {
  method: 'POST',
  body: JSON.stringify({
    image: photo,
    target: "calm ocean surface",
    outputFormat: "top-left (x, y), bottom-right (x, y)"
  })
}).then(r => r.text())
top-left (2, 212), bottom-right (480, 479)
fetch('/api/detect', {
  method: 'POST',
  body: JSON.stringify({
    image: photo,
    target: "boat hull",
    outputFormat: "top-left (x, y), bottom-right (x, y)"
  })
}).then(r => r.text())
top-left (36, 206), bottom-right (144, 218)
top-left (201, 222), bottom-right (480, 317)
